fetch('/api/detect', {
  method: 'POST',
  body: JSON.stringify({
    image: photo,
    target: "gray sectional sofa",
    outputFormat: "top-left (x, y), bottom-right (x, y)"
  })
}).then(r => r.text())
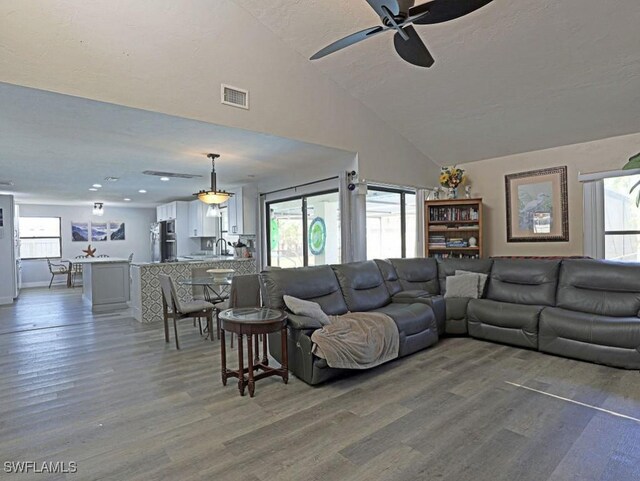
top-left (260, 257), bottom-right (640, 385)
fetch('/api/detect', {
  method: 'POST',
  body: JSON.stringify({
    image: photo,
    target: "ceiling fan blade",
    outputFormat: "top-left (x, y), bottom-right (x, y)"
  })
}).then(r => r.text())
top-left (365, 0), bottom-right (400, 18)
top-left (310, 26), bottom-right (387, 60)
top-left (393, 25), bottom-right (435, 68)
top-left (410, 0), bottom-right (493, 25)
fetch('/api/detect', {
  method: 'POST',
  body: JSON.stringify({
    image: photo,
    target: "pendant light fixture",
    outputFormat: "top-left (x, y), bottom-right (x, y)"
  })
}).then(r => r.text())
top-left (194, 153), bottom-right (233, 204)
top-left (206, 204), bottom-right (221, 218)
top-left (92, 202), bottom-right (104, 216)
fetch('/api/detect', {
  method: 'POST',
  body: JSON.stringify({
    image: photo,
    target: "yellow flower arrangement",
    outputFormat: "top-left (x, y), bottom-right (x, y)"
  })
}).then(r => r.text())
top-left (439, 166), bottom-right (465, 189)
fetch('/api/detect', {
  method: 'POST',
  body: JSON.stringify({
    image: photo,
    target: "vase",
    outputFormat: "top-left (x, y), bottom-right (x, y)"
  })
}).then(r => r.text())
top-left (447, 187), bottom-right (457, 199)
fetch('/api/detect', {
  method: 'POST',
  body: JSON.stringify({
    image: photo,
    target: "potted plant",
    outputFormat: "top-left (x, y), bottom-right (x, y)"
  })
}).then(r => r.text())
top-left (623, 152), bottom-right (640, 206)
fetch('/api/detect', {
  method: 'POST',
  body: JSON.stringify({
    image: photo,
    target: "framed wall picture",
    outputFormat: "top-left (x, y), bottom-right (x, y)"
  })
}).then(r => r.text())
top-left (109, 221), bottom-right (125, 241)
top-left (505, 166), bottom-right (569, 242)
top-left (71, 221), bottom-right (89, 242)
top-left (91, 222), bottom-right (108, 242)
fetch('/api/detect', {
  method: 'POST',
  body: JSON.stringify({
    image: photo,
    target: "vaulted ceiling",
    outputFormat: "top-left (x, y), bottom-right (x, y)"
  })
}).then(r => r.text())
top-left (1, 0), bottom-right (638, 184)
top-left (237, 0), bottom-right (640, 164)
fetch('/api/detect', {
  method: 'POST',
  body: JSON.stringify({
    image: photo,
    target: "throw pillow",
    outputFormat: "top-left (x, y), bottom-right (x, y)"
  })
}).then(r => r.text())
top-left (283, 295), bottom-right (331, 326)
top-left (455, 269), bottom-right (489, 297)
top-left (444, 274), bottom-right (480, 299)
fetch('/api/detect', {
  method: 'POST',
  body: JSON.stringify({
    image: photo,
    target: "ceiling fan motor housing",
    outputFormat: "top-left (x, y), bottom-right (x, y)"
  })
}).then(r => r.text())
top-left (381, 0), bottom-right (414, 24)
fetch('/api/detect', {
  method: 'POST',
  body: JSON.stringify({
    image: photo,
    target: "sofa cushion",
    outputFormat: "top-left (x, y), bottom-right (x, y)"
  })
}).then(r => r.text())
top-left (260, 266), bottom-right (348, 315)
top-left (467, 298), bottom-right (543, 349)
top-left (556, 259), bottom-right (640, 317)
top-left (371, 302), bottom-right (435, 337)
top-left (455, 270), bottom-right (489, 297)
top-left (487, 259), bottom-right (560, 306)
top-left (283, 295), bottom-right (331, 326)
top-left (539, 307), bottom-right (640, 369)
top-left (389, 258), bottom-right (440, 294)
top-left (444, 274), bottom-right (480, 299)
top-left (374, 259), bottom-right (402, 296)
top-left (332, 261), bottom-right (391, 312)
top-left (437, 258), bottom-right (493, 295)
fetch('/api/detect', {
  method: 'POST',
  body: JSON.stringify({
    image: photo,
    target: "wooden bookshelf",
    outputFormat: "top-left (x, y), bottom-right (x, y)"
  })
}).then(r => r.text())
top-left (425, 198), bottom-right (483, 259)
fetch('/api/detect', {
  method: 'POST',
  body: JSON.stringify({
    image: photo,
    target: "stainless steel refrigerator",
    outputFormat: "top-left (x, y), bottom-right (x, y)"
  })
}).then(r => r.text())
top-left (150, 220), bottom-right (177, 262)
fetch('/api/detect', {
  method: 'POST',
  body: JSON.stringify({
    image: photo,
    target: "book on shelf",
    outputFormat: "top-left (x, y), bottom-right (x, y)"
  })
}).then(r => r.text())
top-left (429, 206), bottom-right (479, 222)
top-left (432, 252), bottom-right (480, 259)
top-left (429, 225), bottom-right (478, 231)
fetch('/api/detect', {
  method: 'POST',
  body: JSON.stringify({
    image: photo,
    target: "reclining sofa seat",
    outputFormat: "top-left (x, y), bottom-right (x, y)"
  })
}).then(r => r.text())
top-left (539, 259), bottom-right (640, 369)
top-left (260, 262), bottom-right (439, 385)
top-left (375, 258), bottom-right (446, 334)
top-left (436, 258), bottom-right (494, 334)
top-left (467, 259), bottom-right (560, 349)
top-left (260, 265), bottom-right (350, 385)
top-left (331, 261), bottom-right (439, 357)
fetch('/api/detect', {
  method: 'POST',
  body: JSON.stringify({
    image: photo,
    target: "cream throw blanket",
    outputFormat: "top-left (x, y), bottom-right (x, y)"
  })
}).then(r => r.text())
top-left (311, 312), bottom-right (399, 369)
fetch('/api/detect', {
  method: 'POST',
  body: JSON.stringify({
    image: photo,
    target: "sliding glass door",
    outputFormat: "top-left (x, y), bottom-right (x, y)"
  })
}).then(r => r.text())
top-left (366, 187), bottom-right (416, 259)
top-left (267, 191), bottom-right (340, 267)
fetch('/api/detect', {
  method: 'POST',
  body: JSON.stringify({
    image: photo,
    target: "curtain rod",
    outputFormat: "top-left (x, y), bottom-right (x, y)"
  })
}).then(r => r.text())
top-left (260, 176), bottom-right (340, 196)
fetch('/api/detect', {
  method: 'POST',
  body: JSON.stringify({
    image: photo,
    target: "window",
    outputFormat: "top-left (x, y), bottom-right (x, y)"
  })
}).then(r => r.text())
top-left (19, 217), bottom-right (62, 259)
top-left (267, 191), bottom-right (341, 268)
top-left (366, 187), bottom-right (416, 259)
top-left (604, 174), bottom-right (640, 262)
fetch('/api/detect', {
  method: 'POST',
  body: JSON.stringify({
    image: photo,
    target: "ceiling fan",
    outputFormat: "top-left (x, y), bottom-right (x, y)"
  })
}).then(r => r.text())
top-left (310, 0), bottom-right (494, 68)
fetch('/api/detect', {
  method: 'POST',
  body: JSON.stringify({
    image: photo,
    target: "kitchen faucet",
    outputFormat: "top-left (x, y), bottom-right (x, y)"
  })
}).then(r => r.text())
top-left (215, 237), bottom-right (228, 256)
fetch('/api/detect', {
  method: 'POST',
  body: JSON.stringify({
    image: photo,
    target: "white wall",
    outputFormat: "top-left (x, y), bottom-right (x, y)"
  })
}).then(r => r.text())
top-left (19, 204), bottom-right (156, 287)
top-left (459, 132), bottom-right (640, 257)
top-left (0, 195), bottom-right (15, 303)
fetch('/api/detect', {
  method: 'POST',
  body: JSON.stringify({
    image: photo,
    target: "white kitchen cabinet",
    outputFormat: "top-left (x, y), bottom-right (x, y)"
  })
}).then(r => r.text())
top-left (188, 200), bottom-right (219, 238)
top-left (227, 186), bottom-right (256, 235)
top-left (156, 201), bottom-right (178, 222)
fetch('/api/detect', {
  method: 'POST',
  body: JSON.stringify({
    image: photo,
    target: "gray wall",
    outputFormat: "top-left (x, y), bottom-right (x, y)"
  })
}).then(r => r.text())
top-left (19, 204), bottom-right (156, 287)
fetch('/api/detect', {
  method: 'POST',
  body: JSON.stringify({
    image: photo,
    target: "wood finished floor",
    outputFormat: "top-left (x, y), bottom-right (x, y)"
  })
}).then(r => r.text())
top-left (1, 288), bottom-right (640, 481)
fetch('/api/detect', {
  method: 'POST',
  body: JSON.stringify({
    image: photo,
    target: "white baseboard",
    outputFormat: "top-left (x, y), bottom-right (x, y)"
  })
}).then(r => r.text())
top-left (21, 281), bottom-right (69, 289)
top-left (0, 296), bottom-right (14, 305)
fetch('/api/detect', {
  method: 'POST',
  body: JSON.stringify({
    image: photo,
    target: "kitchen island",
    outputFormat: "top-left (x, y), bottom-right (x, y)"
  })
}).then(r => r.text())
top-left (130, 258), bottom-right (257, 323)
top-left (71, 257), bottom-right (131, 312)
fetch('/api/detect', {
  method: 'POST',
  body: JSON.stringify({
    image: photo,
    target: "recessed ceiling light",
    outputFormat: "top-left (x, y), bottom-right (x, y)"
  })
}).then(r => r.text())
top-left (93, 183), bottom-right (102, 188)
top-left (123, 198), bottom-right (131, 202)
top-left (89, 188), bottom-right (98, 191)
top-left (160, 177), bottom-right (170, 182)
top-left (138, 189), bottom-right (147, 193)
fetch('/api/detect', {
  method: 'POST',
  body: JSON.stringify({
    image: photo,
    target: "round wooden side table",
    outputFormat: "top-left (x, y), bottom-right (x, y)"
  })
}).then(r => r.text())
top-left (219, 307), bottom-right (288, 397)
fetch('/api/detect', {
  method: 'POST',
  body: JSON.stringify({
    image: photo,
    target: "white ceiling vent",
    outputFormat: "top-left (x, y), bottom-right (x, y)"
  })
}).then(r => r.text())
top-left (0, 180), bottom-right (14, 187)
top-left (221, 84), bottom-right (249, 110)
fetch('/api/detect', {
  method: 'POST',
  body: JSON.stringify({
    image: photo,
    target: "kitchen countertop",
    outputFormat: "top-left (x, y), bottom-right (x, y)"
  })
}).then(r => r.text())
top-left (131, 257), bottom-right (255, 266)
top-left (66, 257), bottom-right (130, 264)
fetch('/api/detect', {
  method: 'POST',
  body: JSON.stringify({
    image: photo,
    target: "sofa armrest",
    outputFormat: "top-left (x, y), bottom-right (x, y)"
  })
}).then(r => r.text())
top-left (391, 294), bottom-right (446, 335)
top-left (286, 313), bottom-right (325, 330)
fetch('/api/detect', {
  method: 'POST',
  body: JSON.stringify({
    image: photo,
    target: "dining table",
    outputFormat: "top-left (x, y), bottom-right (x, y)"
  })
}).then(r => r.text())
top-left (178, 277), bottom-right (232, 304)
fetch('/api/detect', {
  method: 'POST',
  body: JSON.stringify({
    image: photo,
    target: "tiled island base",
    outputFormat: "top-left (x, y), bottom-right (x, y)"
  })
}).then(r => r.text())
top-left (130, 259), bottom-right (257, 323)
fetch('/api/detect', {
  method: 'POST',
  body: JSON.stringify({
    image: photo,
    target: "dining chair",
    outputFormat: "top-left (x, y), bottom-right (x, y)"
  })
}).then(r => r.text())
top-left (213, 274), bottom-right (261, 346)
top-left (159, 274), bottom-right (215, 350)
top-left (71, 255), bottom-right (86, 287)
top-left (46, 258), bottom-right (72, 288)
